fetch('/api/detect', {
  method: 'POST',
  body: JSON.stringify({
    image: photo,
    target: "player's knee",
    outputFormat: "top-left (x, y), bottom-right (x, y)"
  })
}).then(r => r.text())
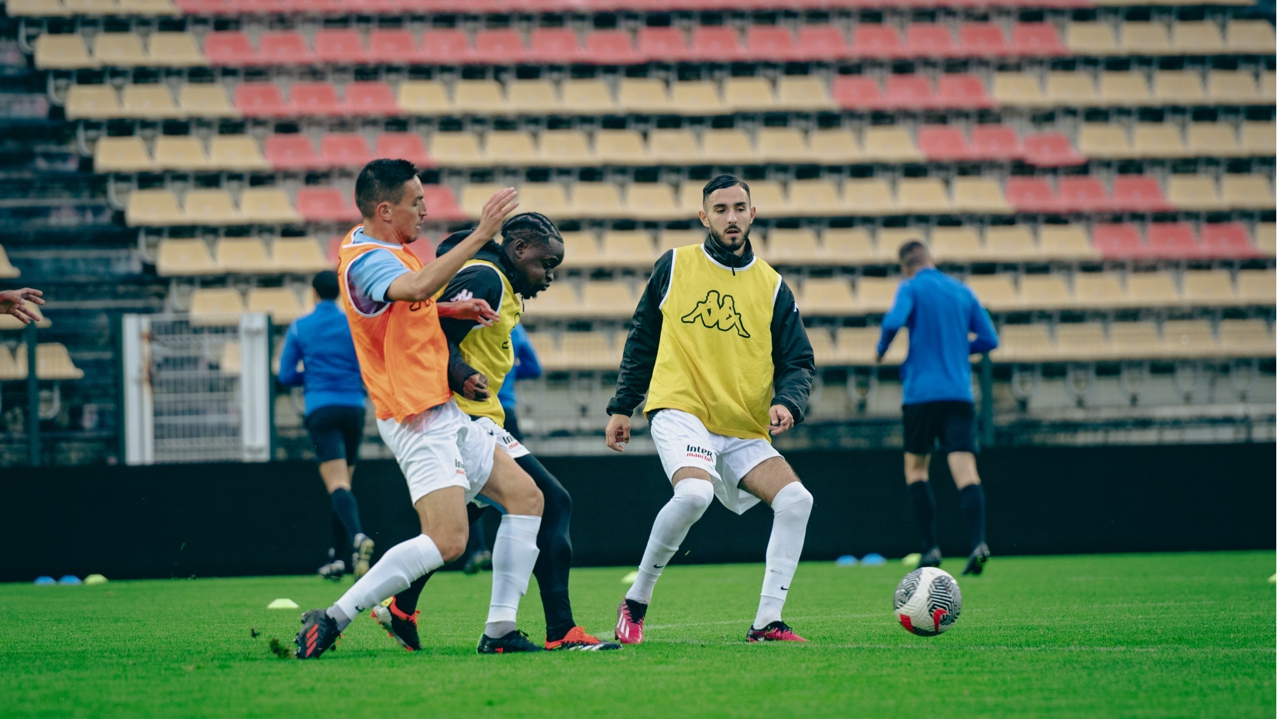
top-left (431, 531), bottom-right (468, 563)
top-left (543, 481), bottom-right (572, 522)
top-left (508, 481), bottom-right (544, 517)
top-left (773, 481), bottom-right (813, 516)
top-left (673, 477), bottom-right (715, 513)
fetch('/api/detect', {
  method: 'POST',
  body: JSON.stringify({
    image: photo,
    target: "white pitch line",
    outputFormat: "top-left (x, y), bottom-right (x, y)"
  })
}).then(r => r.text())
top-left (640, 639), bottom-right (1275, 654)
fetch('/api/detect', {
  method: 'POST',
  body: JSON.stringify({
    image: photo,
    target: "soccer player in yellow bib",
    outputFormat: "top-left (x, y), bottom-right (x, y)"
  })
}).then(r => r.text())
top-left (605, 175), bottom-right (817, 644)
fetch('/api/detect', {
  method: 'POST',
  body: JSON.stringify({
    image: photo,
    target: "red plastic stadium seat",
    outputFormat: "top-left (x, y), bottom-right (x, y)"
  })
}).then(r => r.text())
top-left (265, 134), bottom-right (323, 171)
top-left (528, 29), bottom-right (583, 63)
top-left (793, 26), bottom-right (848, 62)
top-left (344, 82), bottom-right (399, 116)
top-left (917, 126), bottom-right (970, 161)
top-left (968, 125), bottom-right (1021, 161)
top-left (474, 30), bottom-right (528, 64)
top-left (903, 24), bottom-right (955, 58)
top-left (688, 27), bottom-right (747, 62)
top-left (289, 82), bottom-right (343, 116)
top-left (1004, 177), bottom-right (1060, 213)
top-left (882, 75), bottom-right (933, 110)
top-left (315, 30), bottom-right (370, 64)
top-left (1200, 223), bottom-right (1261, 259)
top-left (935, 74), bottom-right (994, 109)
top-left (235, 83), bottom-right (289, 118)
top-left (205, 32), bottom-right (256, 67)
top-left (1056, 177), bottom-right (1110, 213)
top-left (957, 23), bottom-right (1009, 57)
top-left (851, 24), bottom-right (903, 59)
top-left (745, 26), bottom-right (798, 62)
top-left (637, 27), bottom-right (691, 62)
top-left (369, 30), bottom-right (423, 64)
top-left (321, 133), bottom-right (373, 168)
top-left (376, 132), bottom-right (434, 168)
top-left (1011, 23), bottom-right (1066, 56)
top-left (419, 30), bottom-right (473, 64)
top-left (1022, 132), bottom-right (1085, 167)
top-left (296, 188), bottom-right (359, 223)
top-left (583, 31), bottom-right (638, 64)
top-left (1092, 224), bottom-right (1148, 259)
top-left (1146, 223), bottom-right (1206, 259)
top-left (421, 184), bottom-right (467, 222)
top-left (258, 31), bottom-right (314, 65)
top-left (1110, 176), bottom-right (1172, 213)
top-left (832, 75), bottom-right (883, 110)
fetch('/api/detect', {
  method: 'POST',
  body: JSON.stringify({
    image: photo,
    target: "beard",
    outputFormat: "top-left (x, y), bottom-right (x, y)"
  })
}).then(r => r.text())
top-left (711, 225), bottom-right (749, 253)
top-left (513, 274), bottom-right (546, 299)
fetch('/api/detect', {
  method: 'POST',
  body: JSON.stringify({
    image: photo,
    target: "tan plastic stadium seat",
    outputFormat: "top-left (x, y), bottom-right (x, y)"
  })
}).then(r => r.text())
top-left (1186, 123), bottom-right (1242, 157)
top-left (657, 230), bottom-right (704, 255)
top-left (897, 178), bottom-right (952, 214)
top-left (579, 281), bottom-right (636, 320)
top-left (556, 232), bottom-right (599, 270)
top-left (179, 83), bottom-right (239, 118)
top-left (877, 229), bottom-right (921, 264)
top-left (618, 79), bottom-right (670, 114)
top-left (558, 332), bottom-right (621, 371)
top-left (777, 77), bottom-right (836, 112)
top-left (1241, 122), bottom-right (1277, 154)
top-left (0, 347), bottom-right (17, 380)
top-left (1207, 70), bottom-right (1261, 104)
top-left (561, 80), bottom-right (615, 114)
top-left (525, 332), bottom-right (559, 368)
top-left (208, 136), bottom-right (269, 170)
top-left (538, 130), bottom-right (592, 167)
top-left (1066, 22), bottom-right (1119, 55)
top-left (930, 227), bottom-right (984, 263)
top-left (148, 32), bottom-right (206, 67)
top-left (35, 34), bottom-right (95, 70)
top-left (569, 183), bottom-right (625, 220)
top-left (992, 73), bottom-right (1046, 108)
top-left (190, 287), bottom-right (246, 326)
top-left (967, 275), bottom-right (1018, 312)
top-left (1019, 275), bottom-right (1073, 311)
top-left (1110, 322), bottom-right (1163, 360)
top-left (701, 129), bottom-right (756, 161)
top-left (861, 127), bottom-right (921, 163)
top-left (953, 178), bottom-right (1011, 214)
top-left (122, 84), bottom-right (182, 119)
top-left (95, 136), bottom-right (153, 172)
top-left (94, 33), bottom-right (147, 66)
top-left (156, 239), bottom-right (218, 276)
top-left (763, 229), bottom-right (823, 265)
top-left (183, 189), bottom-right (240, 225)
top-left (1078, 124), bottom-right (1132, 158)
top-left (514, 183), bottom-right (570, 220)
top-left (1227, 20), bottom-right (1277, 54)
top-left (1167, 175), bottom-right (1226, 212)
top-left (1119, 22), bottom-right (1172, 54)
top-left (0, 244), bottom-right (20, 279)
top-left (1256, 223), bottom-right (1276, 256)
top-left (65, 0), bottom-right (115, 12)
top-left (648, 130), bottom-right (699, 165)
top-left (670, 81), bottom-right (726, 116)
top-left (122, 0), bottom-right (179, 14)
top-left (797, 277), bottom-right (855, 316)
top-left (1100, 72), bottom-right (1153, 106)
top-left (628, 184), bottom-right (681, 221)
top-left (154, 136), bottom-right (213, 171)
top-left (1056, 322), bottom-right (1109, 362)
top-left (842, 178), bottom-right (895, 215)
top-left (8, 0), bottom-right (69, 16)
top-left (507, 80), bottom-right (560, 115)
top-left (1073, 273), bottom-right (1125, 310)
top-left (991, 324), bottom-right (1055, 363)
top-left (484, 131), bottom-right (538, 166)
top-left (398, 81), bottom-right (451, 115)
top-left (810, 129), bottom-right (862, 164)
top-left (594, 130), bottom-right (645, 165)
top-left (835, 327), bottom-right (882, 366)
top-left (1262, 72), bottom-right (1276, 102)
top-left (272, 238), bottom-right (332, 272)
top-left (600, 231), bottom-right (655, 268)
top-left (454, 81), bottom-right (506, 114)
top-left (781, 180), bottom-right (841, 218)
top-left (757, 128), bottom-right (810, 164)
top-left (66, 85), bottom-right (122, 120)
top-left (1172, 21), bottom-right (1224, 54)
top-left (18, 344), bottom-right (84, 380)
top-left (1153, 71), bottom-right (1206, 105)
top-left (984, 226), bottom-right (1042, 263)
top-left (217, 238), bottom-right (276, 274)
top-left (460, 183), bottom-right (504, 219)
top-left (748, 181), bottom-right (787, 216)
top-left (1219, 319), bottom-right (1275, 358)
top-left (1161, 320), bottom-right (1217, 359)
top-left (522, 283), bottom-right (579, 318)
top-left (1132, 124), bottom-right (1187, 158)
top-left (1181, 270), bottom-right (1236, 306)
top-left (724, 78), bottom-right (776, 113)
top-left (247, 287), bottom-right (306, 324)
top-left (1040, 226), bottom-right (1100, 261)
top-left (126, 188), bottom-right (183, 226)
top-left (241, 188), bottom-right (301, 224)
top-left (1046, 72), bottom-right (1098, 106)
top-left (1123, 273), bottom-right (1180, 309)
top-left (430, 132), bottom-right (484, 167)
top-left (1238, 269), bottom-right (1277, 304)
top-left (824, 229), bottom-right (879, 266)
top-left (1222, 176), bottom-right (1275, 209)
top-left (853, 276), bottom-right (899, 314)
top-left (808, 328), bottom-right (838, 366)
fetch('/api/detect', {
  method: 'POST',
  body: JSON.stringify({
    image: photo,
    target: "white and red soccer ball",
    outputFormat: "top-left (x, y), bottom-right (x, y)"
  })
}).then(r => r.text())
top-left (894, 567), bottom-right (962, 637)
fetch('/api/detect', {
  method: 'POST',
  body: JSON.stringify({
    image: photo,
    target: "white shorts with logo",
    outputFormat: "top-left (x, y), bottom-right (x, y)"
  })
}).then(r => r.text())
top-left (649, 408), bottom-right (782, 515)
top-left (468, 416), bottom-right (531, 460)
top-left (377, 400), bottom-right (496, 505)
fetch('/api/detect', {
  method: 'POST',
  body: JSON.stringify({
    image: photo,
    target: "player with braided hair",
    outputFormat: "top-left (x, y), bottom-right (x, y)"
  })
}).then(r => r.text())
top-left (370, 212), bottom-right (621, 652)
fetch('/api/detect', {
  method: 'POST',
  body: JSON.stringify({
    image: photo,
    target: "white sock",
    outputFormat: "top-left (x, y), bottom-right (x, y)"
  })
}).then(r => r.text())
top-left (328, 534), bottom-right (443, 632)
top-left (626, 479), bottom-right (715, 605)
top-left (754, 482), bottom-right (813, 629)
top-left (485, 514), bottom-right (542, 638)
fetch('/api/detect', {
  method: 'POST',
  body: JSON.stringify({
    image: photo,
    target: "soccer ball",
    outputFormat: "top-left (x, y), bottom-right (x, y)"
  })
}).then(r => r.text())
top-left (894, 567), bottom-right (962, 637)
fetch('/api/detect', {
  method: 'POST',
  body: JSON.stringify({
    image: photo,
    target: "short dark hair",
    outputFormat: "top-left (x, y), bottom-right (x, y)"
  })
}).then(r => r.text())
top-left (898, 240), bottom-right (930, 269)
top-left (354, 159), bottom-right (419, 219)
top-left (501, 212), bottom-right (562, 248)
top-left (702, 174), bottom-right (751, 205)
top-left (312, 270), bottom-right (340, 301)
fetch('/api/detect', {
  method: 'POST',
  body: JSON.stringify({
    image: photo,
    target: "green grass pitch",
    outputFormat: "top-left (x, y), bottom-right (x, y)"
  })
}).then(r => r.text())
top-left (0, 552), bottom-right (1273, 718)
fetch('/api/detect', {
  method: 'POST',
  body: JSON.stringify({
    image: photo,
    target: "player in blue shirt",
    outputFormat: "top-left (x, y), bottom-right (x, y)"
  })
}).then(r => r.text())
top-left (878, 241), bottom-right (999, 576)
top-left (278, 271), bottom-right (373, 582)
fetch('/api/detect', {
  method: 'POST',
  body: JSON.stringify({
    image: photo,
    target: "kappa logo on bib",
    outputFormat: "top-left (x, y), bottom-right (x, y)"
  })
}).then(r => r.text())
top-left (685, 445), bottom-right (714, 462)
top-left (681, 290), bottom-right (750, 339)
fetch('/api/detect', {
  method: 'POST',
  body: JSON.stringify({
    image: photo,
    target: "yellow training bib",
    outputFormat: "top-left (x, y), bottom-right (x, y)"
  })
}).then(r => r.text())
top-left (645, 244), bottom-right (780, 441)
top-left (452, 259), bottom-right (522, 424)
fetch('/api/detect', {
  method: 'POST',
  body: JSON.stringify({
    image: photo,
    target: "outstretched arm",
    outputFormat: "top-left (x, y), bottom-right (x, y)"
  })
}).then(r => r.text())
top-left (277, 323), bottom-right (304, 386)
top-left (876, 282), bottom-right (913, 360)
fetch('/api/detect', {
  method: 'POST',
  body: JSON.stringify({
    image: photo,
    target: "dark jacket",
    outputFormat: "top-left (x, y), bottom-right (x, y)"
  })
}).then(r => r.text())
top-left (605, 235), bottom-right (815, 424)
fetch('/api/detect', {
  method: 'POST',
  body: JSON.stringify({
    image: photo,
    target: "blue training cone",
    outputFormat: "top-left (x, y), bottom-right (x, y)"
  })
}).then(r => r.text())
top-left (835, 555), bottom-right (857, 567)
top-left (860, 553), bottom-right (886, 566)
top-left (58, 575), bottom-right (82, 585)
top-left (33, 576), bottom-right (55, 586)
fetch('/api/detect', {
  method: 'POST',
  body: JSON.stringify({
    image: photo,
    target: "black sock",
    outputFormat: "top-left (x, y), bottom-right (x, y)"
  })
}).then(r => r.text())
top-left (908, 481), bottom-right (937, 552)
top-left (465, 514), bottom-right (490, 556)
top-left (329, 488), bottom-right (364, 547)
top-left (959, 484), bottom-right (986, 551)
top-left (517, 454), bottom-right (576, 635)
top-left (625, 598), bottom-right (648, 622)
top-left (542, 590), bottom-right (574, 642)
top-left (395, 571), bottom-right (433, 614)
top-left (330, 513), bottom-right (347, 562)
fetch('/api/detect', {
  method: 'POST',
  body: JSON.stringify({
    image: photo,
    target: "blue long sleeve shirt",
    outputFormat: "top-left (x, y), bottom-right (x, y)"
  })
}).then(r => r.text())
top-left (497, 324), bottom-right (542, 411)
top-left (877, 268), bottom-right (999, 405)
top-left (278, 300), bottom-right (366, 415)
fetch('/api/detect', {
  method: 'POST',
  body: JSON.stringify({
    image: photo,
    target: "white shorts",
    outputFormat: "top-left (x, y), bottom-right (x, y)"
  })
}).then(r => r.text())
top-left (469, 416), bottom-right (531, 460)
top-left (649, 408), bottom-right (782, 515)
top-left (377, 400), bottom-right (496, 505)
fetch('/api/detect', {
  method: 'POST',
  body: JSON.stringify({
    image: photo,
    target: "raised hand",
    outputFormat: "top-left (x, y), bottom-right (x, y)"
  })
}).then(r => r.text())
top-left (475, 188), bottom-right (520, 241)
top-left (0, 288), bottom-right (44, 325)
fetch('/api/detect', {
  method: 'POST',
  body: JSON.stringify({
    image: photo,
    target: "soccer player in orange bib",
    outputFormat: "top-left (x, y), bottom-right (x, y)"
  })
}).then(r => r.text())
top-left (296, 160), bottom-right (546, 657)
